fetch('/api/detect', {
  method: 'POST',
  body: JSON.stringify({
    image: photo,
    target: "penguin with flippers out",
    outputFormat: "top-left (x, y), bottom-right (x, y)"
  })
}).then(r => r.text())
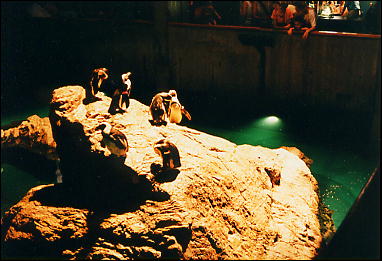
top-left (167, 90), bottom-right (191, 124)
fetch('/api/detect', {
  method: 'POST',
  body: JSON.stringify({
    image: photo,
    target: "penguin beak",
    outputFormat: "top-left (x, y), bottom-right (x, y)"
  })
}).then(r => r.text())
top-left (154, 146), bottom-right (161, 156)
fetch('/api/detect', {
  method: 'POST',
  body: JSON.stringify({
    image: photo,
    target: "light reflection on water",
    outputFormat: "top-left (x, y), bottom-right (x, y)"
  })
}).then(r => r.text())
top-left (190, 115), bottom-right (377, 228)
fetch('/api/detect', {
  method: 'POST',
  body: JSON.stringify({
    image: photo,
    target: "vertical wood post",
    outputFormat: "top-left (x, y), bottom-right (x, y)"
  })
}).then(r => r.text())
top-left (153, 1), bottom-right (171, 92)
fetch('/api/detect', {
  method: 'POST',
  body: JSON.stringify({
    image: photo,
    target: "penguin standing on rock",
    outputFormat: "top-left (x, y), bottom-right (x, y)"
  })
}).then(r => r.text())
top-left (153, 139), bottom-right (181, 170)
top-left (167, 90), bottom-right (191, 124)
top-left (85, 67), bottom-right (109, 103)
top-left (149, 92), bottom-right (173, 126)
top-left (96, 122), bottom-right (129, 157)
top-left (106, 71), bottom-right (127, 115)
top-left (120, 72), bottom-right (132, 111)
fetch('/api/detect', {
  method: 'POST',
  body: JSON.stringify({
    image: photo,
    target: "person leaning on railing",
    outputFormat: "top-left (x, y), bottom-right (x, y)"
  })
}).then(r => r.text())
top-left (193, 1), bottom-right (222, 25)
top-left (287, 1), bottom-right (316, 39)
top-left (271, 1), bottom-right (294, 29)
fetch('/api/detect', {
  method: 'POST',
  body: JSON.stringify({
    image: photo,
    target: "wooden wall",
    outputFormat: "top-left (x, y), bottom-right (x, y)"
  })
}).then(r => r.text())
top-left (160, 23), bottom-right (380, 113)
top-left (2, 18), bottom-right (379, 117)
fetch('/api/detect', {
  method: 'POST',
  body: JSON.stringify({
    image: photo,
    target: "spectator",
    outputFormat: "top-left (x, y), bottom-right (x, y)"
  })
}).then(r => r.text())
top-left (341, 1), bottom-right (361, 19)
top-left (193, 1), bottom-right (221, 25)
top-left (288, 13), bottom-right (306, 31)
top-left (252, 1), bottom-right (272, 27)
top-left (328, 1), bottom-right (337, 14)
top-left (214, 1), bottom-right (240, 25)
top-left (319, 1), bottom-right (332, 16)
top-left (240, 1), bottom-right (253, 25)
top-left (337, 1), bottom-right (346, 14)
top-left (271, 2), bottom-right (294, 28)
top-left (364, 1), bottom-right (380, 34)
top-left (287, 1), bottom-right (316, 39)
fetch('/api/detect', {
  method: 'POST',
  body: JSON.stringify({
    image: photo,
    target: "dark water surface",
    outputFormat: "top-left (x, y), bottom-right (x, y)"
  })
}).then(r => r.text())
top-left (1, 98), bottom-right (379, 229)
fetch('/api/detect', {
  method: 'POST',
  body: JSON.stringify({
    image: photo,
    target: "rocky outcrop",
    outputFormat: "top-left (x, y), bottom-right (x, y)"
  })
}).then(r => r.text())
top-left (1, 85), bottom-right (329, 260)
top-left (1, 115), bottom-right (58, 160)
top-left (280, 146), bottom-right (314, 168)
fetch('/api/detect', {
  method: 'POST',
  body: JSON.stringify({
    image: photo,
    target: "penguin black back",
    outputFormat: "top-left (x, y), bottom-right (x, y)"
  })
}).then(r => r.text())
top-left (154, 139), bottom-right (181, 169)
top-left (149, 92), bottom-right (172, 126)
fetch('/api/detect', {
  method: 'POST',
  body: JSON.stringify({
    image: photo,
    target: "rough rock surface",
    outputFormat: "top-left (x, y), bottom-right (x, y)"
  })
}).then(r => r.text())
top-left (2, 85), bottom-right (325, 260)
top-left (1, 115), bottom-right (58, 160)
top-left (279, 146), bottom-right (314, 168)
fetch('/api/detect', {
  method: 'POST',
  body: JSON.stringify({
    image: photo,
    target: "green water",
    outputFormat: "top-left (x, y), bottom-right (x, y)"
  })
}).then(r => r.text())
top-left (1, 105), bottom-right (50, 126)
top-left (1, 105), bottom-right (52, 216)
top-left (1, 109), bottom-right (378, 228)
top-left (1, 164), bottom-right (55, 216)
top-left (188, 115), bottom-right (378, 227)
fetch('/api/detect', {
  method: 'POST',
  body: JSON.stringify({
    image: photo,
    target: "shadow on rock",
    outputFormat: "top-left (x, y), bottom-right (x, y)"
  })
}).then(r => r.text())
top-left (30, 171), bottom-right (170, 214)
top-left (83, 97), bottom-right (102, 105)
top-left (150, 163), bottom-right (180, 183)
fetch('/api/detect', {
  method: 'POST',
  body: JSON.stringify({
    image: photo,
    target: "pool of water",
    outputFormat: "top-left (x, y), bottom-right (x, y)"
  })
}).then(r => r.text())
top-left (187, 113), bottom-right (378, 228)
top-left (1, 105), bottom-right (379, 229)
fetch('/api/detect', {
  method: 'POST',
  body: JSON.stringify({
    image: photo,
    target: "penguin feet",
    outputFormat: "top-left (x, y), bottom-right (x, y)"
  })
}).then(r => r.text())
top-left (108, 108), bottom-right (120, 115)
top-left (116, 108), bottom-right (127, 114)
top-left (150, 163), bottom-right (162, 175)
top-left (150, 163), bottom-right (180, 183)
top-left (109, 108), bottom-right (126, 115)
top-left (84, 96), bottom-right (102, 105)
top-left (149, 120), bottom-right (167, 126)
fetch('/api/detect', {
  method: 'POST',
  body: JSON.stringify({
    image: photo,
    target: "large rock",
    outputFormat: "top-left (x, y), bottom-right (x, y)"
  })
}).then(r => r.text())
top-left (1, 85), bottom-right (328, 260)
top-left (1, 115), bottom-right (57, 160)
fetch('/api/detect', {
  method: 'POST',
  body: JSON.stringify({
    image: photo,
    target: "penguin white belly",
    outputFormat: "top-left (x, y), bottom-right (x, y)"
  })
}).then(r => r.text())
top-left (168, 103), bottom-right (183, 124)
top-left (104, 137), bottom-right (127, 157)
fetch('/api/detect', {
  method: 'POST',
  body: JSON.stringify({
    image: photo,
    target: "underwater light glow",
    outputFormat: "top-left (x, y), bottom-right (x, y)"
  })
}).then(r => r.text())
top-left (250, 115), bottom-right (283, 132)
top-left (264, 116), bottom-right (280, 124)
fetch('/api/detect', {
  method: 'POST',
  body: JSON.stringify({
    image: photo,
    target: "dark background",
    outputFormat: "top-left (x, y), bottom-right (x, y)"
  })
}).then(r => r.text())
top-left (1, 1), bottom-right (157, 119)
top-left (1, 1), bottom-right (380, 259)
top-left (2, 1), bottom-right (381, 120)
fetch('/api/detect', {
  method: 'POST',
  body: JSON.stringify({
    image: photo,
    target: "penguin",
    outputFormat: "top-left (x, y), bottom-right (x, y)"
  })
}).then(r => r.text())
top-left (153, 139), bottom-right (181, 170)
top-left (120, 72), bottom-right (132, 111)
top-left (106, 72), bottom-right (126, 115)
top-left (167, 90), bottom-right (192, 124)
top-left (86, 67), bottom-right (109, 103)
top-left (96, 122), bottom-right (129, 157)
top-left (149, 92), bottom-right (173, 126)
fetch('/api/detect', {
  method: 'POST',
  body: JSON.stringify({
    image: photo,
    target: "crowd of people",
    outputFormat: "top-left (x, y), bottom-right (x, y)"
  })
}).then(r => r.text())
top-left (190, 1), bottom-right (380, 36)
top-left (24, 1), bottom-right (380, 35)
top-left (190, 1), bottom-right (319, 38)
